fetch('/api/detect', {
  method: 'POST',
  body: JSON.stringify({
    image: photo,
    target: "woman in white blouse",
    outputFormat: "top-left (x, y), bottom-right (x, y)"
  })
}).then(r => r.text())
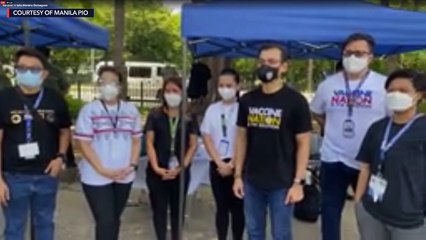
top-left (201, 68), bottom-right (245, 240)
top-left (74, 66), bottom-right (142, 240)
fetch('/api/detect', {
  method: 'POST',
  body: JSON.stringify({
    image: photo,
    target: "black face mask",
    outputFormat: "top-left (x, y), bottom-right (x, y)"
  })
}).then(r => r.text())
top-left (255, 65), bottom-right (279, 83)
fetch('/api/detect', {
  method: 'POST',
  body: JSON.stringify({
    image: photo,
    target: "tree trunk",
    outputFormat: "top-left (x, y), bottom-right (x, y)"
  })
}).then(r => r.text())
top-left (113, 0), bottom-right (127, 98)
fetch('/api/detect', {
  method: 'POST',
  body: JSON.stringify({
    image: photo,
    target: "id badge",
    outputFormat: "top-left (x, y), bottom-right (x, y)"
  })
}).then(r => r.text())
top-left (168, 156), bottom-right (179, 169)
top-left (218, 139), bottom-right (230, 158)
top-left (18, 142), bottom-right (40, 160)
top-left (368, 174), bottom-right (388, 202)
top-left (342, 119), bottom-right (355, 138)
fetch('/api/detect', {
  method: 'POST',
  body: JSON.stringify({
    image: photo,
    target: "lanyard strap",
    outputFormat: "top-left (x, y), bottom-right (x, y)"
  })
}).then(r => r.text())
top-left (101, 100), bottom-right (120, 129)
top-left (380, 114), bottom-right (422, 161)
top-left (344, 71), bottom-right (370, 118)
top-left (169, 117), bottom-right (178, 151)
top-left (23, 89), bottom-right (44, 143)
top-left (220, 104), bottom-right (236, 138)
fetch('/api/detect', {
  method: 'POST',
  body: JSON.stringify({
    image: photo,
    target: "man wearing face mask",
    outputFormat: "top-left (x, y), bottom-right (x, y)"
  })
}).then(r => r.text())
top-left (233, 44), bottom-right (312, 240)
top-left (0, 48), bottom-right (71, 240)
top-left (310, 33), bottom-right (388, 240)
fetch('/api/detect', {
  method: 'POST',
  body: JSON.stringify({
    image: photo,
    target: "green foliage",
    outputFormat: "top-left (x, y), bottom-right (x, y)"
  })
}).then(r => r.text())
top-left (65, 95), bottom-right (86, 120)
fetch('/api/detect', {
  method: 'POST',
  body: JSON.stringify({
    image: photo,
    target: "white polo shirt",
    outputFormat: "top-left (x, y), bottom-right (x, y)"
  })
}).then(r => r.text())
top-left (310, 71), bottom-right (387, 169)
top-left (74, 100), bottom-right (142, 186)
top-left (200, 101), bottom-right (238, 160)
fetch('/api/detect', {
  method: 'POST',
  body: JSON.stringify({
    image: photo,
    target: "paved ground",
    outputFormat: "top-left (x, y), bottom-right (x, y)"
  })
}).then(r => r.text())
top-left (50, 182), bottom-right (359, 240)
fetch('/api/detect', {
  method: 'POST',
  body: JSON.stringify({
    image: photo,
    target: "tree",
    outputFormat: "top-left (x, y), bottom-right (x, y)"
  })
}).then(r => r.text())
top-left (125, 1), bottom-right (181, 65)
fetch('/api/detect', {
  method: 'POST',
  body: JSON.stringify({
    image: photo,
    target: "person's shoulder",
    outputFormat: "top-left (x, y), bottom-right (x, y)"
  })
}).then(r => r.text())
top-left (240, 87), bottom-right (261, 102)
top-left (370, 117), bottom-right (388, 131)
top-left (369, 71), bottom-right (387, 86)
top-left (0, 86), bottom-right (16, 97)
top-left (79, 100), bottom-right (99, 115)
top-left (206, 101), bottom-right (222, 112)
top-left (147, 107), bottom-right (164, 119)
top-left (281, 85), bottom-right (308, 103)
top-left (122, 101), bottom-right (139, 113)
top-left (44, 87), bottom-right (65, 100)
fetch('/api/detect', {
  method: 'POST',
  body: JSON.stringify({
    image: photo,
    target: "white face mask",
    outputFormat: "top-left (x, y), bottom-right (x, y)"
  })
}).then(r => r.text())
top-left (386, 91), bottom-right (414, 112)
top-left (218, 87), bottom-right (236, 101)
top-left (164, 93), bottom-right (182, 107)
top-left (342, 55), bottom-right (369, 74)
top-left (99, 84), bottom-right (119, 101)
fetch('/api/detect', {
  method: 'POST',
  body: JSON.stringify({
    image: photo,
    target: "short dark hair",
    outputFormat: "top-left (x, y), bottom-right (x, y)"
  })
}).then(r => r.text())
top-left (257, 43), bottom-right (289, 62)
top-left (342, 33), bottom-right (376, 52)
top-left (335, 60), bottom-right (343, 72)
top-left (220, 68), bottom-right (240, 84)
top-left (35, 46), bottom-right (50, 59)
top-left (385, 69), bottom-right (426, 93)
top-left (97, 65), bottom-right (124, 83)
top-left (15, 47), bottom-right (48, 68)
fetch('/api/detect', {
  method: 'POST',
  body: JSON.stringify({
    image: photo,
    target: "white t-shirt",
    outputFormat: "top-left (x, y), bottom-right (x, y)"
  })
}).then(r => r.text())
top-left (74, 100), bottom-right (142, 186)
top-left (200, 101), bottom-right (238, 160)
top-left (310, 71), bottom-right (387, 169)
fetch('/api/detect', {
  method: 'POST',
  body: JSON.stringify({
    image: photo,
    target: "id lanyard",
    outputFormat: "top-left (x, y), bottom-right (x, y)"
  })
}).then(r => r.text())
top-left (169, 117), bottom-right (178, 152)
top-left (24, 88), bottom-right (44, 143)
top-left (344, 71), bottom-right (370, 119)
top-left (220, 105), bottom-right (235, 139)
top-left (101, 100), bottom-right (121, 131)
top-left (378, 114), bottom-right (422, 173)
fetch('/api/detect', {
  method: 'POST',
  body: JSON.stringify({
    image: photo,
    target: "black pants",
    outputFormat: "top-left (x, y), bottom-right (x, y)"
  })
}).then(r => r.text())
top-left (82, 182), bottom-right (132, 240)
top-left (147, 171), bottom-right (190, 240)
top-left (210, 160), bottom-right (245, 240)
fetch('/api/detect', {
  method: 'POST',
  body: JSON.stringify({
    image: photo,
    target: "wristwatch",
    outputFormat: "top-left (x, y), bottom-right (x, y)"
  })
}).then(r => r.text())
top-left (130, 163), bottom-right (139, 171)
top-left (55, 153), bottom-right (67, 170)
top-left (293, 178), bottom-right (305, 186)
top-left (56, 153), bottom-right (66, 162)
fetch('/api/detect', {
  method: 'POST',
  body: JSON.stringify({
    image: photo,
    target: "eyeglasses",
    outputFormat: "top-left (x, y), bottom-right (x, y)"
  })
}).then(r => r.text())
top-left (15, 66), bottom-right (43, 74)
top-left (342, 50), bottom-right (371, 58)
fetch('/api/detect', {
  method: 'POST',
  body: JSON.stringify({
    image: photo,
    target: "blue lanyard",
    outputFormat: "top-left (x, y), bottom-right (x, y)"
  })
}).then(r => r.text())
top-left (24, 89), bottom-right (44, 143)
top-left (344, 71), bottom-right (370, 118)
top-left (379, 114), bottom-right (422, 162)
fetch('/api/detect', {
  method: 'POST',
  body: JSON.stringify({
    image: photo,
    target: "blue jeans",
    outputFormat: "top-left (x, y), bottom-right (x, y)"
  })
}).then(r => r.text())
top-left (320, 162), bottom-right (359, 240)
top-left (2, 172), bottom-right (59, 240)
top-left (244, 181), bottom-right (293, 240)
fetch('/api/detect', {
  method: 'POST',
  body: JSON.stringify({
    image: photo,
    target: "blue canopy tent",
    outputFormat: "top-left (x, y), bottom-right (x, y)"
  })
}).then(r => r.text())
top-left (0, 2), bottom-right (108, 49)
top-left (181, 1), bottom-right (426, 59)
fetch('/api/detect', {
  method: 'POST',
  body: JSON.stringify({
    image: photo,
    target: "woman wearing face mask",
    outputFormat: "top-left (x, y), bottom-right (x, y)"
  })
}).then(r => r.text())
top-left (74, 66), bottom-right (142, 240)
top-left (144, 76), bottom-right (199, 240)
top-left (201, 68), bottom-right (245, 240)
top-left (354, 69), bottom-right (426, 240)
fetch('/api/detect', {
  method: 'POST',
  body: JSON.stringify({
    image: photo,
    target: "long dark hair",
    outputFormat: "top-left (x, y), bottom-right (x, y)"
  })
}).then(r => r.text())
top-left (219, 68), bottom-right (241, 101)
top-left (161, 76), bottom-right (183, 109)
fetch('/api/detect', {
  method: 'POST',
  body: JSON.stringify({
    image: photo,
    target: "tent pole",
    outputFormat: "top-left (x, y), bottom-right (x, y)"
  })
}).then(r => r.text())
top-left (178, 38), bottom-right (188, 240)
top-left (22, 19), bottom-right (30, 47)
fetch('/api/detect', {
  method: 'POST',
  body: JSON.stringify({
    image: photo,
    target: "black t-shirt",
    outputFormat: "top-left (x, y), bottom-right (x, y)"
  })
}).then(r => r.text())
top-left (236, 86), bottom-right (312, 190)
top-left (144, 108), bottom-right (199, 175)
top-left (357, 116), bottom-right (426, 228)
top-left (0, 87), bottom-right (71, 174)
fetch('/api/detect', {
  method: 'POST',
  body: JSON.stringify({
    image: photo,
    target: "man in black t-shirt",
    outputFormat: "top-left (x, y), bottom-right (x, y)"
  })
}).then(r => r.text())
top-left (0, 48), bottom-right (71, 240)
top-left (233, 44), bottom-right (312, 239)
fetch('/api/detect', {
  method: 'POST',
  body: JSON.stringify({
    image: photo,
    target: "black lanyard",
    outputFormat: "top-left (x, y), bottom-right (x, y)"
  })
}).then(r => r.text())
top-left (101, 100), bottom-right (120, 129)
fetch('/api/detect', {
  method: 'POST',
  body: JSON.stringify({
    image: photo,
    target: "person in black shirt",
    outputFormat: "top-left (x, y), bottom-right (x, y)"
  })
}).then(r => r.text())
top-left (0, 48), bottom-right (71, 240)
top-left (355, 69), bottom-right (426, 240)
top-left (144, 76), bottom-right (199, 240)
top-left (233, 44), bottom-right (312, 240)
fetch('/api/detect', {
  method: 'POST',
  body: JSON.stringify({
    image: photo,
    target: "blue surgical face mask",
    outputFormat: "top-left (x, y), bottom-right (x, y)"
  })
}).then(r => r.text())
top-left (16, 71), bottom-right (42, 87)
